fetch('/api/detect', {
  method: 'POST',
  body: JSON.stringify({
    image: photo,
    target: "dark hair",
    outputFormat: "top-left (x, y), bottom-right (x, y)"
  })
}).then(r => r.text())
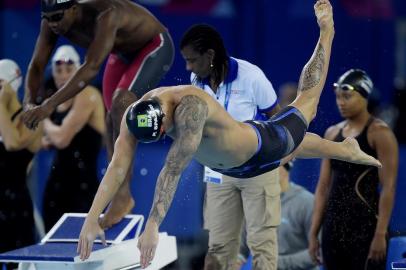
top-left (180, 24), bottom-right (228, 88)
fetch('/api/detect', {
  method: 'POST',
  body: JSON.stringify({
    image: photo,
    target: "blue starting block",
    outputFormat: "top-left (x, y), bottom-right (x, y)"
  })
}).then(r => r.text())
top-left (0, 213), bottom-right (177, 270)
top-left (393, 260), bottom-right (406, 270)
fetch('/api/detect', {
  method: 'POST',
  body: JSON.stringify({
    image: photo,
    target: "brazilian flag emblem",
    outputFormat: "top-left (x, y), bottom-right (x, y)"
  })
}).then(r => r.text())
top-left (137, 114), bottom-right (148, 127)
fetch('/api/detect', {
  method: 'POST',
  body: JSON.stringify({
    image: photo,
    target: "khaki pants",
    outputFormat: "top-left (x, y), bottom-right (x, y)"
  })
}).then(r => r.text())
top-left (204, 169), bottom-right (281, 270)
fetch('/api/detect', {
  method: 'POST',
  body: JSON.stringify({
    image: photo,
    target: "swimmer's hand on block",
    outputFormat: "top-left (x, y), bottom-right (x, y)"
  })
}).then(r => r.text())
top-left (137, 220), bottom-right (159, 269)
top-left (77, 218), bottom-right (107, 261)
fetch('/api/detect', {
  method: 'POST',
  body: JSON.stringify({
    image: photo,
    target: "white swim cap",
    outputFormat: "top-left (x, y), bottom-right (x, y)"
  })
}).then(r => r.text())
top-left (0, 59), bottom-right (22, 92)
top-left (52, 45), bottom-right (80, 68)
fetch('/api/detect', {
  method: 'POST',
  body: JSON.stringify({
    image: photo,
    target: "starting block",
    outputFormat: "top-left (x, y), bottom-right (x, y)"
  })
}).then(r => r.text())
top-left (393, 260), bottom-right (406, 269)
top-left (0, 213), bottom-right (177, 270)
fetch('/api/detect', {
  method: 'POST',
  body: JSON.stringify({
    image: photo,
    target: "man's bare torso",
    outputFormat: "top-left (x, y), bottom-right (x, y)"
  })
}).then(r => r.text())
top-left (144, 86), bottom-right (259, 169)
top-left (65, 0), bottom-right (165, 54)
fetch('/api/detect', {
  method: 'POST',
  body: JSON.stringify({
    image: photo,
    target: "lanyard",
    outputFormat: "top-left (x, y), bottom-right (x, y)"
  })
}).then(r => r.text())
top-left (198, 80), bottom-right (232, 111)
top-left (215, 82), bottom-right (232, 112)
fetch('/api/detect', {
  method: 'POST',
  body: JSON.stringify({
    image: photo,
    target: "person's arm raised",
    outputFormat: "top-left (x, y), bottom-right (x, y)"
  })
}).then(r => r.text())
top-left (138, 95), bottom-right (208, 269)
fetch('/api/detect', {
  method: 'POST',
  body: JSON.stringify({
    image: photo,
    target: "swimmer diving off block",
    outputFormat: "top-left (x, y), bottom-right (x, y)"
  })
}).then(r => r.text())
top-left (78, 0), bottom-right (381, 268)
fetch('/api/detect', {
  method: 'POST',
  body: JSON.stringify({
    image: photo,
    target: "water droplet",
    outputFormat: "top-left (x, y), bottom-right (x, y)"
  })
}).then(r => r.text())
top-left (140, 168), bottom-right (148, 176)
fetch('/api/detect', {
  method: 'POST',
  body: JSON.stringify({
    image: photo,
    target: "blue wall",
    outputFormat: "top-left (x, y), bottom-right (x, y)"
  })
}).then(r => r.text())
top-left (1, 0), bottom-right (397, 113)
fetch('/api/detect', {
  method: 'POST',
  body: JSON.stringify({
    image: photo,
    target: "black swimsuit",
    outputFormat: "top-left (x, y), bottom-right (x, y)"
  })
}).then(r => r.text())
top-left (42, 107), bottom-right (102, 231)
top-left (321, 118), bottom-right (385, 270)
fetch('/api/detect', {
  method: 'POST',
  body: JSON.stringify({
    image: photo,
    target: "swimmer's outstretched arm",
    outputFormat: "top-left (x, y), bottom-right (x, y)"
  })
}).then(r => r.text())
top-left (281, 132), bottom-right (382, 167)
top-left (24, 20), bottom-right (58, 107)
top-left (78, 107), bottom-right (136, 260)
top-left (23, 8), bottom-right (120, 129)
top-left (138, 95), bottom-right (208, 269)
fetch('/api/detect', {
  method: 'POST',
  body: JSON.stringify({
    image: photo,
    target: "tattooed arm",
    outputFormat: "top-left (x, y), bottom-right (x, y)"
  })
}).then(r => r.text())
top-left (149, 95), bottom-right (208, 225)
top-left (138, 95), bottom-right (208, 268)
top-left (298, 0), bottom-right (334, 93)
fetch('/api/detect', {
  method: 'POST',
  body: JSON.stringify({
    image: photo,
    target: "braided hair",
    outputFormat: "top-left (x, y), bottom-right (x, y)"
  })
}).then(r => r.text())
top-left (180, 24), bottom-right (228, 88)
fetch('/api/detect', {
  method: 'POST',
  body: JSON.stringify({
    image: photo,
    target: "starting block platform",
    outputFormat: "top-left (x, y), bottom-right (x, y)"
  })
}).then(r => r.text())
top-left (0, 213), bottom-right (177, 270)
top-left (393, 260), bottom-right (406, 269)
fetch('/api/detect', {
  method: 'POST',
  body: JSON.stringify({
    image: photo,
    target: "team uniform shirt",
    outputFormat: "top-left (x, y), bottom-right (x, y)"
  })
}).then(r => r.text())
top-left (191, 57), bottom-right (278, 121)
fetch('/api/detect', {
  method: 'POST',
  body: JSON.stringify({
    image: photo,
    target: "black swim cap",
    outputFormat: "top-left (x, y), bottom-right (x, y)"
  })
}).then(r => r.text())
top-left (41, 0), bottom-right (75, 13)
top-left (334, 69), bottom-right (373, 99)
top-left (126, 99), bottom-right (165, 143)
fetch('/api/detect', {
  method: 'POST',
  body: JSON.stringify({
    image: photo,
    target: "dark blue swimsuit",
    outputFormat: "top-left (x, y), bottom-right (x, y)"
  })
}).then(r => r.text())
top-left (212, 106), bottom-right (308, 178)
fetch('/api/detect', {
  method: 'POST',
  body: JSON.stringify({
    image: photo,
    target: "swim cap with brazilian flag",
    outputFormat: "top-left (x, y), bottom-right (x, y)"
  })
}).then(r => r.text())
top-left (126, 99), bottom-right (165, 143)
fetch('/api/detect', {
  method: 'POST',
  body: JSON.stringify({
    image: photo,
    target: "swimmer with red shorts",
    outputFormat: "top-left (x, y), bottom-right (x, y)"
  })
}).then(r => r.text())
top-left (22, 0), bottom-right (174, 228)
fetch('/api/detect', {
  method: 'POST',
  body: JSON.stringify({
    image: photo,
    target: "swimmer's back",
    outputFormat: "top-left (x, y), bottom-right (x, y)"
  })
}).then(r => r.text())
top-left (73, 0), bottom-right (166, 52)
top-left (147, 85), bottom-right (240, 131)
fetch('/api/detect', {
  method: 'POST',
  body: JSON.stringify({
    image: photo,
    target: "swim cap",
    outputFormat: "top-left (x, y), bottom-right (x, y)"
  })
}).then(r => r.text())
top-left (52, 45), bottom-right (80, 68)
top-left (41, 0), bottom-right (75, 13)
top-left (126, 99), bottom-right (165, 143)
top-left (0, 59), bottom-right (22, 93)
top-left (334, 69), bottom-right (373, 99)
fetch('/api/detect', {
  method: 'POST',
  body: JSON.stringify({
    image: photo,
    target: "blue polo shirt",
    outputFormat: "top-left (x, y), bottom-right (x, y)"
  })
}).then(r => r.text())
top-left (191, 57), bottom-right (278, 122)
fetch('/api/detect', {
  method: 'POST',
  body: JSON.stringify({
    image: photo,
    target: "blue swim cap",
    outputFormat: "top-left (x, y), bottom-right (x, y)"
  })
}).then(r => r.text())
top-left (41, 0), bottom-right (75, 13)
top-left (126, 99), bottom-right (165, 143)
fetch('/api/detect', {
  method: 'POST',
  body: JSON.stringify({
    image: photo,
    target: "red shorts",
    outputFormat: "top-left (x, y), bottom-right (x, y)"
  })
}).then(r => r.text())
top-left (102, 32), bottom-right (174, 110)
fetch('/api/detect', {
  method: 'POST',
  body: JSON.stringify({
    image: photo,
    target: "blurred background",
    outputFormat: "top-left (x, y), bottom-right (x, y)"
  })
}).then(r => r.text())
top-left (1, 0), bottom-right (406, 269)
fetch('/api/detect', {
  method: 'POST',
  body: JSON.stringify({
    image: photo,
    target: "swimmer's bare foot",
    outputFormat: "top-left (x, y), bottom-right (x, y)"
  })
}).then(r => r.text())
top-left (341, 137), bottom-right (382, 167)
top-left (99, 193), bottom-right (135, 229)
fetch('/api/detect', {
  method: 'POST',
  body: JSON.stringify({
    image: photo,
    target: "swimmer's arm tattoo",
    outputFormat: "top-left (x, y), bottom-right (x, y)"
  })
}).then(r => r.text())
top-left (148, 95), bottom-right (208, 226)
top-left (298, 43), bottom-right (325, 92)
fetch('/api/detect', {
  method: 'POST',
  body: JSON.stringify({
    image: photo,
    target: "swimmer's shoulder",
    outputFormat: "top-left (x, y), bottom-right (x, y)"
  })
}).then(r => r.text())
top-left (77, 0), bottom-right (126, 15)
top-left (367, 117), bottom-right (396, 144)
top-left (368, 118), bottom-right (390, 133)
